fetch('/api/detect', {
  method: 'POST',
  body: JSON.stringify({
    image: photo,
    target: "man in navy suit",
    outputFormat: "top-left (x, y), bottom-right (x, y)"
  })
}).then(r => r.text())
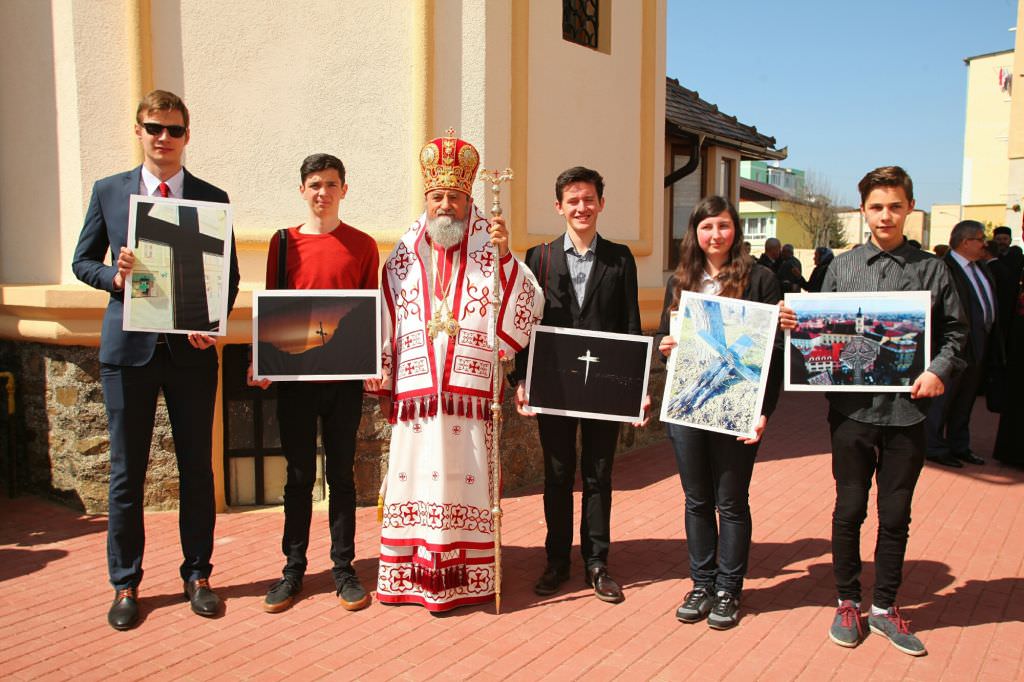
top-left (925, 220), bottom-right (1002, 468)
top-left (513, 166), bottom-right (648, 603)
top-left (72, 90), bottom-right (239, 630)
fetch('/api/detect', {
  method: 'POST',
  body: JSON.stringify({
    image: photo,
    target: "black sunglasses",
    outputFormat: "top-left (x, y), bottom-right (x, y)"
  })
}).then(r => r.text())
top-left (141, 122), bottom-right (187, 138)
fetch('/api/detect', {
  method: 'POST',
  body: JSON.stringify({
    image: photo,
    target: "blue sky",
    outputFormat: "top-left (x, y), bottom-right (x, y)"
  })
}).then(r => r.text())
top-left (666, 0), bottom-right (1018, 211)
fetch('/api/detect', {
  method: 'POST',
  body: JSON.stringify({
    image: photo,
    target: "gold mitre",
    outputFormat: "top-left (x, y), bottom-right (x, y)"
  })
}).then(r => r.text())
top-left (420, 127), bottom-right (480, 196)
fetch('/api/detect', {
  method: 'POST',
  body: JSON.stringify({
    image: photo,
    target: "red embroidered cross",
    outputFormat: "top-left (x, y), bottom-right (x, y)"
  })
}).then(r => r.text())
top-left (468, 571), bottom-right (488, 589)
top-left (428, 506), bottom-right (442, 524)
top-left (465, 475), bottom-right (475, 484)
top-left (392, 252), bottom-right (411, 270)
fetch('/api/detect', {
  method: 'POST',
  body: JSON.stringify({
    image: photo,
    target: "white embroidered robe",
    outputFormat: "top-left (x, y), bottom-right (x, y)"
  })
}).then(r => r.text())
top-left (376, 204), bottom-right (542, 611)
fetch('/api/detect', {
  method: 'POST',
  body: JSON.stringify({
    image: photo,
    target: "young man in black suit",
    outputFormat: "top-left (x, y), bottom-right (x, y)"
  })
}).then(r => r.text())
top-left (514, 166), bottom-right (647, 603)
top-left (72, 90), bottom-right (240, 630)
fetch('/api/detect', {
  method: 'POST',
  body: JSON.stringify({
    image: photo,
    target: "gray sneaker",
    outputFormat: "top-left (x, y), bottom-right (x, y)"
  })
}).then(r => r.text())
top-left (676, 586), bottom-right (713, 623)
top-left (707, 591), bottom-right (740, 630)
top-left (828, 600), bottom-right (862, 647)
top-left (337, 574), bottom-right (371, 611)
top-left (868, 606), bottom-right (926, 657)
top-left (263, 575), bottom-right (302, 613)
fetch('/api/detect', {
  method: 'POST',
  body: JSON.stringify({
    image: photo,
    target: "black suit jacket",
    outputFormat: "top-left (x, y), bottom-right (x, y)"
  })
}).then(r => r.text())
top-left (513, 234), bottom-right (641, 382)
top-left (71, 166), bottom-right (240, 367)
top-left (943, 253), bottom-right (1003, 369)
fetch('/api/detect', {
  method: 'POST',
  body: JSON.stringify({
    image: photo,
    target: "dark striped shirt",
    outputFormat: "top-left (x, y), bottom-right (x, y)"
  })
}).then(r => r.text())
top-left (821, 239), bottom-right (967, 426)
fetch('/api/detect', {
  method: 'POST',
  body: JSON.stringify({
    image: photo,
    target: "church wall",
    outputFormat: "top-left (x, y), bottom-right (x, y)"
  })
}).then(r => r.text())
top-left (170, 1), bottom-right (419, 272)
top-left (0, 1), bottom-right (670, 511)
top-left (514, 0), bottom-right (666, 290)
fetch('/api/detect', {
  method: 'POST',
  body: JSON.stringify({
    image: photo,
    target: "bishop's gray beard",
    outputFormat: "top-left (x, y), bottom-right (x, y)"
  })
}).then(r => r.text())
top-left (427, 214), bottom-right (468, 249)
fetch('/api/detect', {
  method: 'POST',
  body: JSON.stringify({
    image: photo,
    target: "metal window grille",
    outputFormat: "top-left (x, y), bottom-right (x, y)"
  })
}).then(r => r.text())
top-left (563, 0), bottom-right (599, 49)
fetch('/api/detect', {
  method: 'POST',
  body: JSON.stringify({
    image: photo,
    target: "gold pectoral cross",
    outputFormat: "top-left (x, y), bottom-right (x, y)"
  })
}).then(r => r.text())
top-left (427, 305), bottom-right (460, 341)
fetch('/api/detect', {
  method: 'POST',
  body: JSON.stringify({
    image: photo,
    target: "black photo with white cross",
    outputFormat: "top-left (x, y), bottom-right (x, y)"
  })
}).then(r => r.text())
top-left (525, 325), bottom-right (652, 422)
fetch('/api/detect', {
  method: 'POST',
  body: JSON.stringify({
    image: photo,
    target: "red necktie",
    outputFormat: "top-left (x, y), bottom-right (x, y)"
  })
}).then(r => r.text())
top-left (158, 182), bottom-right (170, 198)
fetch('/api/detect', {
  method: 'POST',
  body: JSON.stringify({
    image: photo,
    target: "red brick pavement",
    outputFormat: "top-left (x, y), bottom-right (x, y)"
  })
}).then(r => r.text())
top-left (1, 393), bottom-right (1022, 681)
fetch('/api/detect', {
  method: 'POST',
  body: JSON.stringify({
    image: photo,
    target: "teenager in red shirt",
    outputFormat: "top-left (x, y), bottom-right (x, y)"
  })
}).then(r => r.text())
top-left (253, 154), bottom-right (379, 613)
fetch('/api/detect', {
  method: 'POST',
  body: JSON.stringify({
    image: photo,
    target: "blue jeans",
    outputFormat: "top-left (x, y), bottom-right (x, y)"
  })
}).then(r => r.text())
top-left (666, 423), bottom-right (759, 595)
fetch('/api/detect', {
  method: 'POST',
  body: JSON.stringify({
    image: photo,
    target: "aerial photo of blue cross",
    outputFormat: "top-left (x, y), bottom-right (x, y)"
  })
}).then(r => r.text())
top-left (577, 349), bottom-right (599, 384)
top-left (671, 300), bottom-right (759, 414)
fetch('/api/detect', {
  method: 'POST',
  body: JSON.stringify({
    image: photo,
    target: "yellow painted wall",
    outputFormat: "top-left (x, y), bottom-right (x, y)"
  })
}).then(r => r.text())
top-left (962, 50), bottom-right (1013, 206)
top-left (1006, 1), bottom-right (1024, 237)
top-left (516, 0), bottom-right (666, 288)
top-left (0, 0), bottom-right (671, 511)
top-left (774, 207), bottom-right (808, 248)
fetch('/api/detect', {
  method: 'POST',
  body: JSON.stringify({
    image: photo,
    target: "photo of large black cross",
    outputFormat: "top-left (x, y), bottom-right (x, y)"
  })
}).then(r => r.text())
top-left (134, 203), bottom-right (224, 332)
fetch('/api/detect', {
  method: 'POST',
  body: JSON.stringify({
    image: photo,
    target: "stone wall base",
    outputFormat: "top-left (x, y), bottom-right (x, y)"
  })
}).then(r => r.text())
top-left (0, 339), bottom-right (666, 513)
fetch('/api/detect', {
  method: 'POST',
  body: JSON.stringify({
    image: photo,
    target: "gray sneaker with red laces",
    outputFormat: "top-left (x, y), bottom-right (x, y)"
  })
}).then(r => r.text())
top-left (868, 606), bottom-right (926, 656)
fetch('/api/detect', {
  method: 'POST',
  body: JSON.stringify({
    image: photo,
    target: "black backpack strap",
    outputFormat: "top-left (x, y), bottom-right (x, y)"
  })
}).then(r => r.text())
top-left (276, 228), bottom-right (289, 289)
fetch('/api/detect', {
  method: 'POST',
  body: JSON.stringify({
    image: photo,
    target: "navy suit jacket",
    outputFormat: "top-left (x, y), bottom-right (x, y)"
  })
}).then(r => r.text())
top-left (71, 166), bottom-right (240, 367)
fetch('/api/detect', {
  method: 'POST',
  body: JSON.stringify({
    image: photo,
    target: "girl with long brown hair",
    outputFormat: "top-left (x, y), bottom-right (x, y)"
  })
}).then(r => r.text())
top-left (655, 195), bottom-right (784, 629)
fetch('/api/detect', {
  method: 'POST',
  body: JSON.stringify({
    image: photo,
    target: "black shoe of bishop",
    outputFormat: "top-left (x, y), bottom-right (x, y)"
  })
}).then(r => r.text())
top-left (108, 587), bottom-right (139, 630)
top-left (184, 578), bottom-right (222, 617)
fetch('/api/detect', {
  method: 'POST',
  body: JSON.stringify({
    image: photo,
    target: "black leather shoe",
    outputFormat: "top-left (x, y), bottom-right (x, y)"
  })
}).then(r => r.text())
top-left (108, 587), bottom-right (139, 630)
top-left (585, 565), bottom-right (624, 603)
top-left (184, 578), bottom-right (222, 617)
top-left (533, 565), bottom-right (570, 596)
top-left (927, 454), bottom-right (963, 468)
top-left (954, 450), bottom-right (985, 465)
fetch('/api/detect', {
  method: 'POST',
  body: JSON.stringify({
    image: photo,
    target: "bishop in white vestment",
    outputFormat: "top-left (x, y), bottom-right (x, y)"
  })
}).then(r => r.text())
top-left (373, 130), bottom-right (542, 611)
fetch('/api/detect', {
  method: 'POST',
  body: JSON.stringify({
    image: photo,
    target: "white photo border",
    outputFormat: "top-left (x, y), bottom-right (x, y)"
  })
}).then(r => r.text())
top-left (659, 291), bottom-right (779, 439)
top-left (524, 324), bottom-right (653, 423)
top-left (252, 289), bottom-right (382, 381)
top-left (123, 194), bottom-right (234, 336)
top-left (784, 290), bottom-right (932, 393)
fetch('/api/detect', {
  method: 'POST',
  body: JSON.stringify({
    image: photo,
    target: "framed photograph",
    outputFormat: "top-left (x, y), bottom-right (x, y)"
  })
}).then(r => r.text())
top-left (525, 325), bottom-right (652, 423)
top-left (784, 291), bottom-right (931, 392)
top-left (253, 290), bottom-right (381, 381)
top-left (660, 292), bottom-right (779, 439)
top-left (123, 195), bottom-right (234, 335)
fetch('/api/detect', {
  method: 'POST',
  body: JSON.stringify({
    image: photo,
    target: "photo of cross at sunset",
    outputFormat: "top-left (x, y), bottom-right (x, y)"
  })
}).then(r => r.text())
top-left (253, 291), bottom-right (381, 380)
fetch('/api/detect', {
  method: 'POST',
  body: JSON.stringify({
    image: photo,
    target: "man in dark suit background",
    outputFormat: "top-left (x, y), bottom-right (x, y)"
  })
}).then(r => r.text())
top-left (513, 166), bottom-right (647, 603)
top-left (72, 90), bottom-right (240, 630)
top-left (925, 220), bottom-right (1002, 468)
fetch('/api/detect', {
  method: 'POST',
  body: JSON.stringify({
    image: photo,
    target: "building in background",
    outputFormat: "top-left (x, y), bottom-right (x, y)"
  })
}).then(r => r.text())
top-left (0, 0), bottom-right (673, 511)
top-left (664, 77), bottom-right (786, 268)
top-left (932, 36), bottom-right (1022, 247)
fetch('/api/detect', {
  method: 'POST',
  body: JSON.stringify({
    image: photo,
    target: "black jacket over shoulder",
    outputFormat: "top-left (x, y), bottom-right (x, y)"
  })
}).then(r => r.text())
top-left (654, 264), bottom-right (785, 419)
top-left (513, 234), bottom-right (641, 382)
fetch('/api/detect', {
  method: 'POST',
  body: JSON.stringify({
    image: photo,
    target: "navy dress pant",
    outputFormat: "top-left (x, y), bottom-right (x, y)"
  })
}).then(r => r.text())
top-left (100, 344), bottom-right (217, 590)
